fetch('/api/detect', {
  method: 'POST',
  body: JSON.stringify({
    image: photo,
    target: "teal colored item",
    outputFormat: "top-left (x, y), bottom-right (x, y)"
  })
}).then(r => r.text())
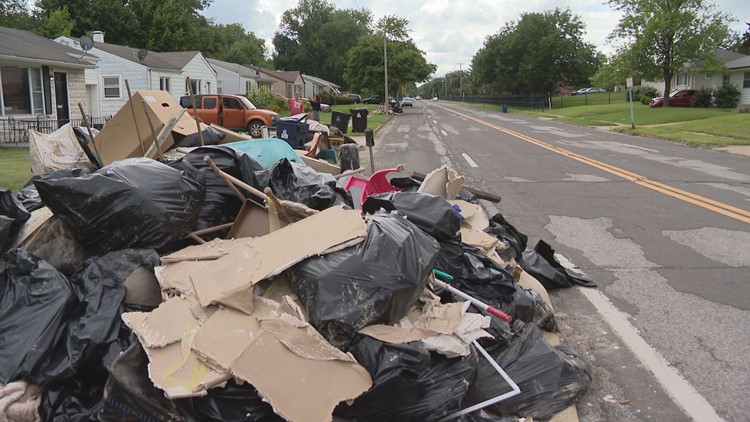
top-left (224, 138), bottom-right (307, 169)
top-left (432, 268), bottom-right (454, 281)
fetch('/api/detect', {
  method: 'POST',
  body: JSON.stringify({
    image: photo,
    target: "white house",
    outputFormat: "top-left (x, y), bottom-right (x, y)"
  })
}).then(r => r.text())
top-left (207, 58), bottom-right (261, 95)
top-left (642, 49), bottom-right (750, 105)
top-left (55, 32), bottom-right (217, 117)
top-left (0, 26), bottom-right (94, 138)
top-left (301, 74), bottom-right (340, 99)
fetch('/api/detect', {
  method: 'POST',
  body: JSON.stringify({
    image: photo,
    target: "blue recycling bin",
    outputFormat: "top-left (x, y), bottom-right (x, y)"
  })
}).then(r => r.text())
top-left (501, 104), bottom-right (508, 113)
top-left (275, 115), bottom-right (309, 149)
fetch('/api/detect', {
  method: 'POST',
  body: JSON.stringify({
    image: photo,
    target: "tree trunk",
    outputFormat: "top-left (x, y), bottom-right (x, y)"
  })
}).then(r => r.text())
top-left (663, 73), bottom-right (672, 107)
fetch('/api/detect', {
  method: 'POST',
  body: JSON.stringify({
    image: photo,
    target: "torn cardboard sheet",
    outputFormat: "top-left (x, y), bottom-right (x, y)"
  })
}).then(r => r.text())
top-left (190, 206), bottom-right (366, 314)
top-left (450, 199), bottom-right (490, 230)
top-left (142, 338), bottom-right (230, 399)
top-left (360, 294), bottom-right (491, 358)
top-left (160, 238), bottom-right (254, 264)
top-left (155, 260), bottom-right (211, 296)
top-left (460, 227), bottom-right (500, 253)
top-left (231, 314), bottom-right (372, 422)
top-left (191, 298), bottom-right (279, 372)
top-left (417, 166), bottom-right (464, 200)
top-left (122, 296), bottom-right (199, 348)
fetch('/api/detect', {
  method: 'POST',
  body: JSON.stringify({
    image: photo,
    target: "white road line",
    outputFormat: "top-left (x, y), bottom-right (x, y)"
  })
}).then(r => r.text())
top-left (577, 286), bottom-right (723, 422)
top-left (622, 143), bottom-right (659, 153)
top-left (433, 120), bottom-right (438, 125)
top-left (462, 153), bottom-right (478, 168)
top-left (441, 129), bottom-right (448, 136)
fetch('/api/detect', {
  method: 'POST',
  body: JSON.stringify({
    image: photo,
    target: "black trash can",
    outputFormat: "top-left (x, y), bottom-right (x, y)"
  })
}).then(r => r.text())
top-left (276, 115), bottom-right (309, 149)
top-left (349, 107), bottom-right (368, 132)
top-left (331, 111), bottom-right (351, 134)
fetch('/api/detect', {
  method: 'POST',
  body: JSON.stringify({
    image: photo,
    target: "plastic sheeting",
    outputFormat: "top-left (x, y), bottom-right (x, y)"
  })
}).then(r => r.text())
top-left (445, 244), bottom-right (517, 309)
top-left (362, 192), bottom-right (461, 243)
top-left (336, 336), bottom-right (478, 422)
top-left (466, 322), bottom-right (592, 420)
top-left (0, 189), bottom-right (30, 253)
top-left (291, 212), bottom-right (440, 346)
top-left (255, 158), bottom-right (352, 211)
top-left (15, 168), bottom-right (88, 213)
top-left (34, 158), bottom-right (206, 255)
top-left (28, 123), bottom-right (96, 175)
top-left (519, 240), bottom-right (597, 289)
top-left (485, 212), bottom-right (528, 261)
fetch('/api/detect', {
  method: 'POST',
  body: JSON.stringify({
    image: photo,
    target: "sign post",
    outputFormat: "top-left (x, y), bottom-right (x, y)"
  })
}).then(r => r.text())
top-left (627, 77), bottom-right (635, 129)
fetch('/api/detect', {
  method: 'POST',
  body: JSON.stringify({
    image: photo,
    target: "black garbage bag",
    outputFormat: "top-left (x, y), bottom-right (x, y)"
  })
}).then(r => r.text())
top-left (0, 249), bottom-right (76, 385)
top-left (35, 158), bottom-right (206, 255)
top-left (98, 342), bottom-right (195, 422)
top-left (169, 146), bottom-right (264, 238)
top-left (519, 240), bottom-right (596, 289)
top-left (190, 380), bottom-right (283, 422)
top-left (17, 215), bottom-right (91, 276)
top-left (15, 168), bottom-right (88, 213)
top-left (362, 192), bottom-right (461, 243)
top-left (0, 189), bottom-right (31, 253)
top-left (290, 212), bottom-right (440, 346)
top-left (255, 158), bottom-right (352, 210)
top-left (485, 213), bottom-right (528, 261)
top-left (445, 244), bottom-right (516, 308)
top-left (466, 322), bottom-right (592, 420)
top-left (173, 125), bottom-right (225, 148)
top-left (502, 285), bottom-right (557, 332)
top-left (336, 336), bottom-right (478, 421)
top-left (40, 360), bottom-right (109, 422)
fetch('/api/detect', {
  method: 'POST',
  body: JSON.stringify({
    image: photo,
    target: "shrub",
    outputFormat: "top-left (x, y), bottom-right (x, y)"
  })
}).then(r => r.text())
top-left (714, 83), bottom-right (740, 109)
top-left (692, 88), bottom-right (713, 108)
top-left (319, 91), bottom-right (332, 105)
top-left (331, 95), bottom-right (354, 105)
top-left (630, 85), bottom-right (658, 103)
top-left (249, 91), bottom-right (286, 113)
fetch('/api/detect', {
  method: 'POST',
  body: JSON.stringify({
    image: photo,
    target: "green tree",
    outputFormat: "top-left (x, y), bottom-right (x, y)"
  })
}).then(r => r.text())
top-left (472, 8), bottom-right (600, 95)
top-left (223, 33), bottom-right (269, 66)
top-left (40, 6), bottom-right (74, 38)
top-left (344, 15), bottom-right (435, 98)
top-left (1, 0), bottom-right (36, 30)
top-left (732, 22), bottom-right (750, 54)
top-left (608, 0), bottom-right (732, 106)
top-left (272, 0), bottom-right (371, 86)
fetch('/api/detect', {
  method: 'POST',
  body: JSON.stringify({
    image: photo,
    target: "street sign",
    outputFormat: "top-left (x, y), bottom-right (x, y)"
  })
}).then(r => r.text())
top-left (626, 77), bottom-right (633, 88)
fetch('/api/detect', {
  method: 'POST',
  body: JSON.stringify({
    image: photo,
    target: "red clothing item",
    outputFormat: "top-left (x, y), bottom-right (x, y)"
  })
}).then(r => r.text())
top-left (288, 98), bottom-right (305, 115)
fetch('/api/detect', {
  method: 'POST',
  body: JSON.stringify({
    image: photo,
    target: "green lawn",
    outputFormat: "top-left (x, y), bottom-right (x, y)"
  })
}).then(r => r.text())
top-left (0, 147), bottom-right (31, 193)
top-left (615, 113), bottom-right (750, 146)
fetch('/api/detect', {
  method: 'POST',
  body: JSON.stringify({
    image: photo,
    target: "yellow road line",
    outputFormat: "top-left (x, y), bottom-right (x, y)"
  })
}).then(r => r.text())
top-left (436, 104), bottom-right (750, 224)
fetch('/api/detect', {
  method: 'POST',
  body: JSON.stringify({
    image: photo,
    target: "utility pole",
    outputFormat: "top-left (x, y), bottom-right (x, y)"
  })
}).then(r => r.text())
top-left (384, 33), bottom-right (388, 102)
top-left (459, 63), bottom-right (463, 101)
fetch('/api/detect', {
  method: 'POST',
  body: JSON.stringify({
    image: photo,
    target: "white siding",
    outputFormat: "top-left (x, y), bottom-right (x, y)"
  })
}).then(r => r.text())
top-left (149, 71), bottom-right (182, 102)
top-left (181, 54), bottom-right (217, 97)
top-left (730, 70), bottom-right (750, 105)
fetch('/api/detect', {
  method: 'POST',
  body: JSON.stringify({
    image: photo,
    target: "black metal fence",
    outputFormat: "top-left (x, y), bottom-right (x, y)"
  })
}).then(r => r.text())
top-left (443, 92), bottom-right (630, 110)
top-left (0, 116), bottom-right (110, 144)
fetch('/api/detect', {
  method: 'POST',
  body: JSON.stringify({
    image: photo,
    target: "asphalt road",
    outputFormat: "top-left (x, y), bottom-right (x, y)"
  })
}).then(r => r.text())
top-left (370, 100), bottom-right (750, 421)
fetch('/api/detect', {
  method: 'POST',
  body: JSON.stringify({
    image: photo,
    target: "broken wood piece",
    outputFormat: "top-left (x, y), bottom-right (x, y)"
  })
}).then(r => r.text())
top-left (145, 108), bottom-right (186, 159)
top-left (334, 166), bottom-right (366, 180)
top-left (411, 171), bottom-right (502, 203)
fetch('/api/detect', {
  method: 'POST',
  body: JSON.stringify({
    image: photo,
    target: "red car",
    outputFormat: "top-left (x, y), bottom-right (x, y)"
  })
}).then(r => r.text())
top-left (649, 89), bottom-right (697, 108)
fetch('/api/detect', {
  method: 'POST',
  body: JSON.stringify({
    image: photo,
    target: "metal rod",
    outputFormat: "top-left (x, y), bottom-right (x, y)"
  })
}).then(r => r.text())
top-left (125, 79), bottom-right (147, 155)
top-left (432, 276), bottom-right (513, 323)
top-left (368, 146), bottom-right (375, 174)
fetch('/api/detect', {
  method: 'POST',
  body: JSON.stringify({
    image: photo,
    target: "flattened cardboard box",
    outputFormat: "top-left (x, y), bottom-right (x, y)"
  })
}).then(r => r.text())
top-left (191, 206), bottom-right (366, 314)
top-left (94, 90), bottom-right (198, 165)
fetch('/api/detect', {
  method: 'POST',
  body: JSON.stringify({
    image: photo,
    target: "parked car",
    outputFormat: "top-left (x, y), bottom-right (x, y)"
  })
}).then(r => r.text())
top-left (415, 95), bottom-right (422, 100)
top-left (402, 97), bottom-right (414, 107)
top-left (571, 87), bottom-right (593, 96)
top-left (180, 94), bottom-right (278, 138)
top-left (649, 89), bottom-right (698, 108)
top-left (432, 96), bottom-right (438, 101)
top-left (362, 95), bottom-right (381, 104)
top-left (347, 94), bottom-right (362, 104)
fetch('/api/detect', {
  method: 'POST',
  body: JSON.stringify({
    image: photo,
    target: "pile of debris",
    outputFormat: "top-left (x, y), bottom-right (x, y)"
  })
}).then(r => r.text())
top-left (0, 92), bottom-right (596, 422)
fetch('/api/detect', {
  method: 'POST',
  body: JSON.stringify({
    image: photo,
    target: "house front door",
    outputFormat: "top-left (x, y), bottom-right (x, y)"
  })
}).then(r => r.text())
top-left (54, 72), bottom-right (69, 128)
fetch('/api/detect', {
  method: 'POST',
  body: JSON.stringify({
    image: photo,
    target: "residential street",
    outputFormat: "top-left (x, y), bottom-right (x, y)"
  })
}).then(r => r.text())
top-left (371, 100), bottom-right (750, 421)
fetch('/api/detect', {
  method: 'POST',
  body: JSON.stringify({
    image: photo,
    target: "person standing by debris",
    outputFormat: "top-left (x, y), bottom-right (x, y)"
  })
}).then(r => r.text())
top-left (309, 94), bottom-right (322, 122)
top-left (276, 92), bottom-right (305, 116)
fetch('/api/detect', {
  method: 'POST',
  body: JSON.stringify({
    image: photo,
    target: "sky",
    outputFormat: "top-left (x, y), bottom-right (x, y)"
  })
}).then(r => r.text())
top-left (203, 0), bottom-right (748, 77)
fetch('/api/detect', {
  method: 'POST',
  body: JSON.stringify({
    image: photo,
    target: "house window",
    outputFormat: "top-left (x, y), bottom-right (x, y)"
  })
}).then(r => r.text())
top-left (186, 78), bottom-right (200, 95)
top-left (160, 76), bottom-right (171, 93)
top-left (206, 81), bottom-right (211, 93)
top-left (245, 80), bottom-right (253, 94)
top-left (217, 80), bottom-right (222, 94)
top-left (103, 76), bottom-right (120, 98)
top-left (744, 72), bottom-right (750, 89)
top-left (675, 73), bottom-right (690, 86)
top-left (1, 66), bottom-right (46, 116)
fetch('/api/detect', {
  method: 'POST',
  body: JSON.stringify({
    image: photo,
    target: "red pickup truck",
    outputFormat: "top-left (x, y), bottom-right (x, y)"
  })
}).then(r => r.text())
top-left (180, 94), bottom-right (278, 138)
